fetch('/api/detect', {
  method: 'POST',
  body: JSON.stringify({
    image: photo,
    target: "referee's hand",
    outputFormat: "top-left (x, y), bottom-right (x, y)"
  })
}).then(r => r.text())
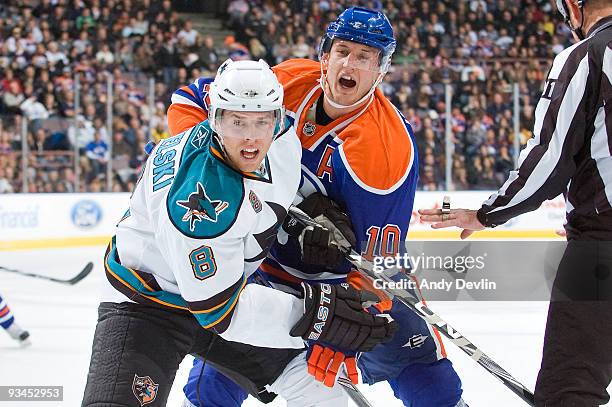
top-left (418, 208), bottom-right (485, 240)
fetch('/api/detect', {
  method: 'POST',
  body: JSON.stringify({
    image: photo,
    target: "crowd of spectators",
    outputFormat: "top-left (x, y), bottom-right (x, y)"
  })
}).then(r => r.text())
top-left (225, 0), bottom-right (573, 190)
top-left (0, 0), bottom-right (574, 193)
top-left (0, 0), bottom-right (217, 193)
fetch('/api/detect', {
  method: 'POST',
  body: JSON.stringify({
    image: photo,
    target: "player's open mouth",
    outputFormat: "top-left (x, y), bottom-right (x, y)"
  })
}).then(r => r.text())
top-left (339, 75), bottom-right (357, 89)
top-left (241, 148), bottom-right (259, 160)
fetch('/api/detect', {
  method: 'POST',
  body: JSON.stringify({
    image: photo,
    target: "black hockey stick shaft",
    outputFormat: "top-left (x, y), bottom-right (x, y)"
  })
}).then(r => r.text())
top-left (0, 262), bottom-right (94, 285)
top-left (288, 206), bottom-right (535, 406)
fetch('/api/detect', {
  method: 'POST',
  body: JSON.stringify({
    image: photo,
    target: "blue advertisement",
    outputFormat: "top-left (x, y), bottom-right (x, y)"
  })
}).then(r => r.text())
top-left (71, 200), bottom-right (103, 229)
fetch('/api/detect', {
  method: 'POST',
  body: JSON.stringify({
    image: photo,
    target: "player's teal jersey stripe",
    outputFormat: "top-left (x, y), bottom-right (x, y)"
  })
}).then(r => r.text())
top-left (106, 237), bottom-right (187, 309)
top-left (106, 236), bottom-right (246, 329)
top-left (191, 274), bottom-right (246, 329)
top-left (166, 120), bottom-right (245, 239)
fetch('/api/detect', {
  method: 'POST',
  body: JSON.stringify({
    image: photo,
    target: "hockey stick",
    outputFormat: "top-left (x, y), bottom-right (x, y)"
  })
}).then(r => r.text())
top-left (288, 206), bottom-right (536, 406)
top-left (337, 376), bottom-right (374, 407)
top-left (0, 262), bottom-right (94, 285)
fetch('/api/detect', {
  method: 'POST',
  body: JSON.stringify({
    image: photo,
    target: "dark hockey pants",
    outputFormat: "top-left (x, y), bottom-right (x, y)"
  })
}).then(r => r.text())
top-left (81, 302), bottom-right (301, 406)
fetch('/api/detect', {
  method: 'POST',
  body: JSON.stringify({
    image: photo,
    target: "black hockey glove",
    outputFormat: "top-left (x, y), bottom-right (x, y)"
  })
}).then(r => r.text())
top-left (300, 225), bottom-right (344, 268)
top-left (283, 193), bottom-right (356, 270)
top-left (290, 282), bottom-right (397, 353)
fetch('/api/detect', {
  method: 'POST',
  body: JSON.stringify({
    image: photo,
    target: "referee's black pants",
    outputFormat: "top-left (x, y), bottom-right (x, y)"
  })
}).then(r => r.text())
top-left (535, 240), bottom-right (612, 406)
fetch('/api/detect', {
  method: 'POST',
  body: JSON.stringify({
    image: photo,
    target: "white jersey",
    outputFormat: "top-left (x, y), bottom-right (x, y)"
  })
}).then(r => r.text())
top-left (102, 120), bottom-right (305, 348)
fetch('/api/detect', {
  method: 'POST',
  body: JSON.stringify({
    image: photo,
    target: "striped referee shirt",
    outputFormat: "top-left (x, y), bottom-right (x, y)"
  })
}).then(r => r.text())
top-left (477, 16), bottom-right (612, 239)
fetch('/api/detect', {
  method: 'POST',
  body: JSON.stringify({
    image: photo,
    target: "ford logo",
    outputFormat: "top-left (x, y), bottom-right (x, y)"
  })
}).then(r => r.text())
top-left (71, 200), bottom-right (103, 229)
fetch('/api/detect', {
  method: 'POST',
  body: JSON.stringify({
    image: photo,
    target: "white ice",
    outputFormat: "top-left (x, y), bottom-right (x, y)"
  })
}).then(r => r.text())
top-left (1, 246), bottom-right (610, 407)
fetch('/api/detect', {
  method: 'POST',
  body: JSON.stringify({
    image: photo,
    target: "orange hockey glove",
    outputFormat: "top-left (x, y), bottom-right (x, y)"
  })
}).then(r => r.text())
top-left (307, 343), bottom-right (359, 387)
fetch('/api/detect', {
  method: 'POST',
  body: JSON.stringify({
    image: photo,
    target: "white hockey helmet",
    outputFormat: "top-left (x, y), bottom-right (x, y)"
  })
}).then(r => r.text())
top-left (208, 58), bottom-right (285, 139)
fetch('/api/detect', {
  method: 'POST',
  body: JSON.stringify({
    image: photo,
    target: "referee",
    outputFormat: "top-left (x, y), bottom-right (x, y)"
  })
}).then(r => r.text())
top-left (420, 0), bottom-right (612, 405)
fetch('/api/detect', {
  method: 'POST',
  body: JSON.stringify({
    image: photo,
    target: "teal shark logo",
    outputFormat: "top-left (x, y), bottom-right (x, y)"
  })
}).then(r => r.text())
top-left (177, 182), bottom-right (229, 231)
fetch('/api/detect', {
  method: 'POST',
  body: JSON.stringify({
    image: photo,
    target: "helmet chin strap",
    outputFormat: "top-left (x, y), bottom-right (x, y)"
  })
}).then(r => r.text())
top-left (319, 61), bottom-right (383, 110)
top-left (212, 132), bottom-right (245, 172)
top-left (212, 131), bottom-right (228, 157)
top-left (210, 118), bottom-right (231, 161)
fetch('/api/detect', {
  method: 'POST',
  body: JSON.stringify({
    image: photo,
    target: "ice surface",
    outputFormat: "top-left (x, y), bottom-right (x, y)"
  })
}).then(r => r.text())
top-left (1, 246), bottom-right (610, 406)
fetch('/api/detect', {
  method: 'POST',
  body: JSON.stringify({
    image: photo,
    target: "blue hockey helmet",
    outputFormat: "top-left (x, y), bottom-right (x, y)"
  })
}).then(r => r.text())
top-left (319, 7), bottom-right (396, 73)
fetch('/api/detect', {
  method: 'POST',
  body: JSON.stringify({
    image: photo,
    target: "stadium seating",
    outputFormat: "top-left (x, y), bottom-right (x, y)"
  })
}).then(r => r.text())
top-left (0, 0), bottom-right (573, 193)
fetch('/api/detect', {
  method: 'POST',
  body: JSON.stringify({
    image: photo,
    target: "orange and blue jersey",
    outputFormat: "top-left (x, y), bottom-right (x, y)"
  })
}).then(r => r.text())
top-left (167, 59), bottom-right (418, 285)
top-left (0, 294), bottom-right (16, 329)
top-left (168, 78), bottom-right (213, 137)
top-left (170, 60), bottom-right (464, 397)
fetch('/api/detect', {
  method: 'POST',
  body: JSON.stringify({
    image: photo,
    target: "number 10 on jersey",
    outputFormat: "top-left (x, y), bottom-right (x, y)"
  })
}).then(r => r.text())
top-left (363, 224), bottom-right (401, 260)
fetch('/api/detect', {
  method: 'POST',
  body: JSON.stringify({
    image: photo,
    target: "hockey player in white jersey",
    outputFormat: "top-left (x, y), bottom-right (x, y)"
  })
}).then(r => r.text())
top-left (81, 59), bottom-right (396, 407)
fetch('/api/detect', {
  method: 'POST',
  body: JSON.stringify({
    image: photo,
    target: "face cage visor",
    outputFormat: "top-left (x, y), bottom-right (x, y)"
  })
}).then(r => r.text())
top-left (319, 36), bottom-right (392, 74)
top-left (213, 108), bottom-right (284, 141)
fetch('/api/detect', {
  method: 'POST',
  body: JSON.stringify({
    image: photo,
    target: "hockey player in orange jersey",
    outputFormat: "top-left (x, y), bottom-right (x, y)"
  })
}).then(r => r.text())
top-left (170, 7), bottom-right (466, 407)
